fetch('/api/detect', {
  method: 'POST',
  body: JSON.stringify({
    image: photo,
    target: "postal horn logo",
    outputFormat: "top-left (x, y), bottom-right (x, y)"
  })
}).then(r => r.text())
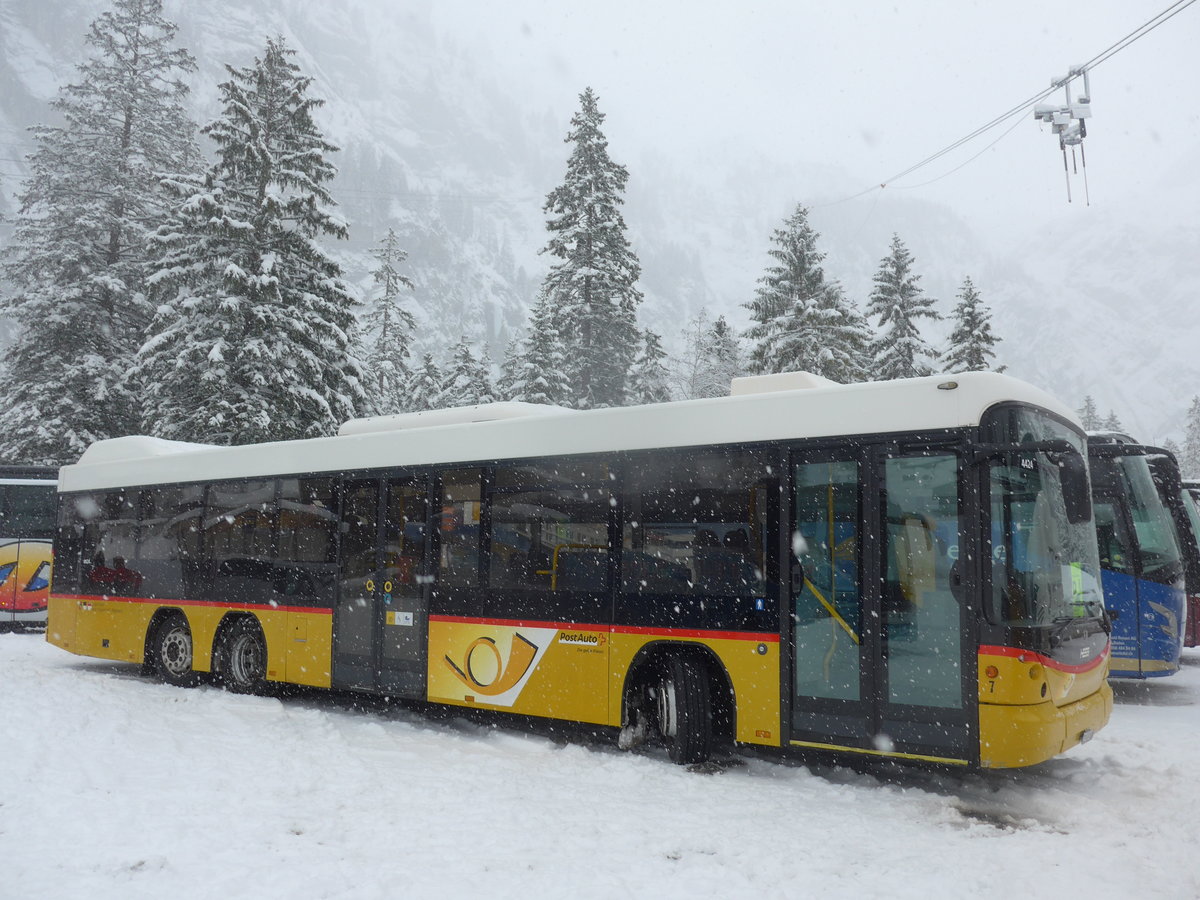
top-left (444, 632), bottom-right (539, 696)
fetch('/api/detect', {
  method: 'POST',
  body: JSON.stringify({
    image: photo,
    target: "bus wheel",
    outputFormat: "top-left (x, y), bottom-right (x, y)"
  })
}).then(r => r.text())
top-left (219, 619), bottom-right (267, 695)
top-left (656, 655), bottom-right (712, 765)
top-left (152, 613), bottom-right (199, 688)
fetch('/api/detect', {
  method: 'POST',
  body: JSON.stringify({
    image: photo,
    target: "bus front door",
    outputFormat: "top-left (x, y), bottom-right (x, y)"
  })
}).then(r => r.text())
top-left (789, 448), bottom-right (973, 764)
top-left (333, 477), bottom-right (430, 698)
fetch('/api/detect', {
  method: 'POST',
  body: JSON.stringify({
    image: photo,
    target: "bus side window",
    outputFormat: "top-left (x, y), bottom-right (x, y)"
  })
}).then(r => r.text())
top-left (438, 469), bottom-right (482, 587)
top-left (622, 449), bottom-right (770, 597)
top-left (138, 485), bottom-right (203, 601)
top-left (54, 495), bottom-right (85, 594)
top-left (488, 461), bottom-right (611, 592)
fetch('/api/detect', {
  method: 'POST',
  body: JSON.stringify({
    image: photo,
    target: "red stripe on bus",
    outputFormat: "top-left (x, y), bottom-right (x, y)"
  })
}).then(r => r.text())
top-left (979, 642), bottom-right (1110, 674)
top-left (429, 614), bottom-right (780, 643)
top-left (52, 593), bottom-right (332, 617)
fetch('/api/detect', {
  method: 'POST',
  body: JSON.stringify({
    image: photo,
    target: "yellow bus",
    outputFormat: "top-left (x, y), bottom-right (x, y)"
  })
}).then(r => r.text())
top-left (46, 371), bottom-right (1112, 767)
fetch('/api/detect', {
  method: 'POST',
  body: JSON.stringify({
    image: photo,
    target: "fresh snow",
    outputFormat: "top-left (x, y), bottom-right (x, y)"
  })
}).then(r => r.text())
top-left (3, 632), bottom-right (1198, 899)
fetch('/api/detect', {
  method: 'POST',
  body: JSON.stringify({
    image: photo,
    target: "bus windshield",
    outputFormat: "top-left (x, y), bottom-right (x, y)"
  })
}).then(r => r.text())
top-left (1118, 455), bottom-right (1183, 581)
top-left (987, 411), bottom-right (1104, 626)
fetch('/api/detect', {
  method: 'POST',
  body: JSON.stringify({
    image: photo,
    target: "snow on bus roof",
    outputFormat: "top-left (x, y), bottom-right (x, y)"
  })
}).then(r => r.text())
top-left (59, 372), bottom-right (1079, 493)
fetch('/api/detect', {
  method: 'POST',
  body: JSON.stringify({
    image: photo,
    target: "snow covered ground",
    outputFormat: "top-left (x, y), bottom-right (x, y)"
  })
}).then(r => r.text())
top-left (2, 632), bottom-right (1197, 899)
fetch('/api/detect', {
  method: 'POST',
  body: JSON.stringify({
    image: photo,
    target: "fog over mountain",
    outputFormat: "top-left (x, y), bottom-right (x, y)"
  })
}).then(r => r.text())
top-left (1, 0), bottom-right (1196, 439)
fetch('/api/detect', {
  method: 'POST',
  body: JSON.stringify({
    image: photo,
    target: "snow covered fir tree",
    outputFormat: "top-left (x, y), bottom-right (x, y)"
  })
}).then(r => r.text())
top-left (744, 203), bottom-right (870, 382)
top-left (866, 233), bottom-right (941, 380)
top-left (505, 289), bottom-right (571, 406)
top-left (626, 329), bottom-right (672, 405)
top-left (131, 36), bottom-right (366, 445)
top-left (1078, 396), bottom-right (1102, 431)
top-left (1181, 396), bottom-right (1200, 477)
top-left (539, 87), bottom-right (644, 409)
top-left (942, 276), bottom-right (1002, 373)
top-left (362, 228), bottom-right (417, 416)
top-left (438, 337), bottom-right (495, 408)
top-left (0, 0), bottom-right (198, 465)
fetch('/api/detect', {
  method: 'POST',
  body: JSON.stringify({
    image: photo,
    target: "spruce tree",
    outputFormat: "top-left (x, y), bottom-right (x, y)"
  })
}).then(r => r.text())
top-left (626, 329), bottom-right (672, 405)
top-left (132, 37), bottom-right (366, 445)
top-left (540, 87), bottom-right (643, 409)
top-left (942, 276), bottom-right (1002, 373)
top-left (438, 338), bottom-right (494, 408)
top-left (410, 353), bottom-right (443, 412)
top-left (495, 337), bottom-right (522, 402)
top-left (510, 290), bottom-right (571, 406)
top-left (362, 228), bottom-right (417, 415)
top-left (744, 204), bottom-right (870, 382)
top-left (1102, 411), bottom-right (1125, 433)
top-left (0, 0), bottom-right (198, 464)
top-left (701, 315), bottom-right (746, 398)
top-left (1078, 396), bottom-right (1102, 430)
top-left (1183, 397), bottom-right (1200, 478)
top-left (867, 234), bottom-right (941, 380)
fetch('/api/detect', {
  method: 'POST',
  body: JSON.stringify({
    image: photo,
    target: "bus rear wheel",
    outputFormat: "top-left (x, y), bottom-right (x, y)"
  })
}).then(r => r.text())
top-left (151, 613), bottom-right (199, 688)
top-left (218, 618), bottom-right (267, 694)
top-left (655, 655), bottom-right (712, 765)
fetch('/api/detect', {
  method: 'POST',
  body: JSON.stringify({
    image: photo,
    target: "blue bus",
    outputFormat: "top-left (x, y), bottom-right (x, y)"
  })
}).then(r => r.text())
top-left (1087, 435), bottom-right (1186, 678)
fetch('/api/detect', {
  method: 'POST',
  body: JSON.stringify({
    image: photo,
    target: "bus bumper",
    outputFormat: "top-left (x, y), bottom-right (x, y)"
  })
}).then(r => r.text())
top-left (978, 682), bottom-right (1113, 768)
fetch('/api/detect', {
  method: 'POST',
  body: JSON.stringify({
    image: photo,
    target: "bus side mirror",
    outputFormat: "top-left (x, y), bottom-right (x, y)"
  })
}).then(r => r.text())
top-left (1055, 447), bottom-right (1092, 525)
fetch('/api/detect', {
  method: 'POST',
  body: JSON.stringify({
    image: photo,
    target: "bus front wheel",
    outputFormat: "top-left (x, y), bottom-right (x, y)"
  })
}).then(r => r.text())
top-left (151, 613), bottom-right (199, 688)
top-left (655, 655), bottom-right (712, 765)
top-left (218, 618), bottom-right (267, 694)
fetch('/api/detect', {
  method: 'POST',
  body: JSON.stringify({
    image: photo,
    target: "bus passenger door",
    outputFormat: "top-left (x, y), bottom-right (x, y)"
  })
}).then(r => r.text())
top-left (376, 479), bottom-right (429, 697)
top-left (333, 478), bottom-right (381, 691)
top-left (333, 477), bottom-right (430, 699)
top-left (789, 448), bottom-right (972, 763)
top-left (876, 450), bottom-right (972, 762)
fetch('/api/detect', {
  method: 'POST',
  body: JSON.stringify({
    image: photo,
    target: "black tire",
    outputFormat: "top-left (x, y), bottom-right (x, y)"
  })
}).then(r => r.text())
top-left (218, 618), bottom-right (268, 694)
top-left (151, 613), bottom-right (199, 688)
top-left (656, 655), bottom-right (712, 765)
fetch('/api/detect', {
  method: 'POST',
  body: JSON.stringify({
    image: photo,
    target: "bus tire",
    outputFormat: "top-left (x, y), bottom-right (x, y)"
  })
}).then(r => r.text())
top-left (656, 655), bottom-right (712, 765)
top-left (151, 613), bottom-right (199, 688)
top-left (218, 618), bottom-right (268, 694)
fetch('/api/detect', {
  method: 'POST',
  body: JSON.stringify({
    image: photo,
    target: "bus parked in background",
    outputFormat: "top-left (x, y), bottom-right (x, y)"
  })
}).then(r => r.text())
top-left (1156, 469), bottom-right (1200, 649)
top-left (47, 372), bottom-right (1111, 768)
top-left (1087, 435), bottom-right (1186, 677)
top-left (0, 466), bottom-right (57, 630)
top-left (1184, 481), bottom-right (1200, 647)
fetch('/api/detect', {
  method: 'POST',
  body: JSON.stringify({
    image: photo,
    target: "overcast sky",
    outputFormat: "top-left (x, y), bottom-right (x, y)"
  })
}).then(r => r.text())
top-left (430, 0), bottom-right (1199, 239)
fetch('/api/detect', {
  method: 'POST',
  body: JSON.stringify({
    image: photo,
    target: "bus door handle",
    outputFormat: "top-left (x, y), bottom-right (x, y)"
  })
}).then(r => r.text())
top-left (790, 564), bottom-right (807, 593)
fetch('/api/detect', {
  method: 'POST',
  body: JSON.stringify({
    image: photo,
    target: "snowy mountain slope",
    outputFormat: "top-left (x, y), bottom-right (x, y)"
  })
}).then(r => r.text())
top-left (0, 0), bottom-right (1194, 435)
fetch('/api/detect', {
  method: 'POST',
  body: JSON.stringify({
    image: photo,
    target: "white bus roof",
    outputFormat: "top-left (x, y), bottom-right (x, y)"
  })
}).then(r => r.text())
top-left (58, 372), bottom-right (1079, 493)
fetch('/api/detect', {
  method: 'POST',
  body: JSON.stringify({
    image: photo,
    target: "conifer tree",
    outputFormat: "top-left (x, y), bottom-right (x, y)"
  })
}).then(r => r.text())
top-left (410, 353), bottom-right (443, 412)
top-left (626, 329), bottom-right (672, 405)
top-left (0, 0), bottom-right (198, 464)
top-left (744, 204), bottom-right (870, 382)
top-left (866, 234), bottom-right (941, 380)
top-left (132, 37), bottom-right (366, 445)
top-left (540, 87), bottom-right (643, 409)
top-left (942, 276), bottom-right (1002, 373)
top-left (1183, 396), bottom-right (1200, 477)
top-left (1078, 396), bottom-right (1102, 430)
top-left (495, 337), bottom-right (522, 402)
top-left (509, 290), bottom-right (570, 406)
top-left (362, 228), bottom-right (417, 415)
top-left (702, 315), bottom-right (746, 398)
top-left (1102, 411), bottom-right (1125, 433)
top-left (438, 339), bottom-right (495, 408)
